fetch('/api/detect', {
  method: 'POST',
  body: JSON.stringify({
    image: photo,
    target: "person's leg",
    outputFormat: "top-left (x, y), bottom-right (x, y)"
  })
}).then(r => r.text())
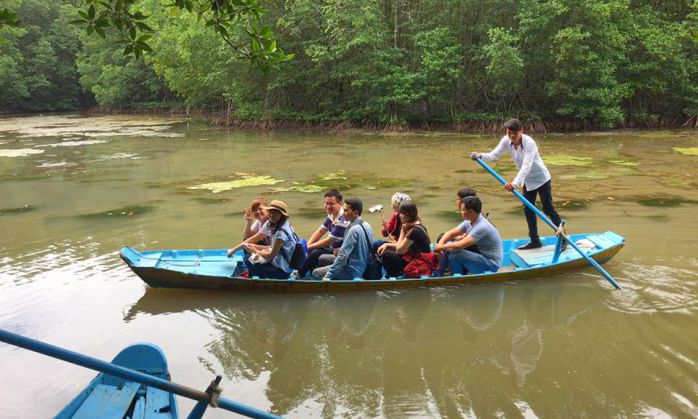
top-left (249, 263), bottom-right (289, 279)
top-left (372, 240), bottom-right (387, 253)
top-left (299, 247), bottom-right (331, 277)
top-left (317, 253), bottom-right (335, 267)
top-left (381, 250), bottom-right (408, 277)
top-left (449, 249), bottom-right (498, 274)
top-left (522, 185), bottom-right (541, 246)
top-left (538, 180), bottom-right (561, 227)
top-left (312, 265), bottom-right (331, 280)
top-left (330, 267), bottom-right (355, 281)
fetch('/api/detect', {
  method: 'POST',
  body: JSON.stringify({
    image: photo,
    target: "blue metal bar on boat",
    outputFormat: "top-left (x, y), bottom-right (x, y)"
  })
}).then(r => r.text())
top-left (0, 329), bottom-right (282, 419)
top-left (472, 155), bottom-right (622, 290)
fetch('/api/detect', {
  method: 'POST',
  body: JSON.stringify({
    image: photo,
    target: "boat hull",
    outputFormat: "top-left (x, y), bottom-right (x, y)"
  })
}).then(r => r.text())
top-left (56, 344), bottom-right (179, 419)
top-left (120, 232), bottom-right (624, 292)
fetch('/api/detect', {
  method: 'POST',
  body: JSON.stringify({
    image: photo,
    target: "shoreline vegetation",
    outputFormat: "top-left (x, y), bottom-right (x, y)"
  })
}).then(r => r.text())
top-left (1, 1), bottom-right (697, 132)
top-left (2, 108), bottom-right (695, 134)
top-left (93, 108), bottom-right (698, 132)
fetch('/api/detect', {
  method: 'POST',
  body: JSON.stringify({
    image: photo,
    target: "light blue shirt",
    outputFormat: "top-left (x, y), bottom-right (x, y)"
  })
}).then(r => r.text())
top-left (481, 134), bottom-right (551, 190)
top-left (458, 214), bottom-right (503, 267)
top-left (269, 222), bottom-right (297, 273)
top-left (327, 217), bottom-right (373, 279)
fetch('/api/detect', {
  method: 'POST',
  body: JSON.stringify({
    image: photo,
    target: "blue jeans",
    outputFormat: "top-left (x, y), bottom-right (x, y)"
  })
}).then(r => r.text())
top-left (449, 249), bottom-right (499, 275)
top-left (244, 253), bottom-right (289, 279)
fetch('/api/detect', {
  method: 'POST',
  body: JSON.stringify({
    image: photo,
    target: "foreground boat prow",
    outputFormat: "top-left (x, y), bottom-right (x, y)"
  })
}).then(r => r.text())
top-left (56, 343), bottom-right (179, 418)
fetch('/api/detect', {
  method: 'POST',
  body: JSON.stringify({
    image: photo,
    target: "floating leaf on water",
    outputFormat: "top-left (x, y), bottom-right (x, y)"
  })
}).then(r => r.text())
top-left (0, 148), bottom-right (45, 157)
top-left (40, 140), bottom-right (108, 147)
top-left (0, 205), bottom-right (37, 215)
top-left (673, 147), bottom-right (698, 156)
top-left (320, 171), bottom-right (348, 181)
top-left (192, 197), bottom-right (230, 205)
top-left (77, 204), bottom-right (155, 219)
top-left (635, 195), bottom-right (697, 207)
top-left (188, 174), bottom-right (284, 193)
top-left (273, 184), bottom-right (326, 194)
top-left (545, 155), bottom-right (594, 166)
top-left (644, 215), bottom-right (670, 222)
top-left (609, 159), bottom-right (639, 166)
top-left (557, 199), bottom-right (590, 210)
top-left (559, 172), bottom-right (610, 181)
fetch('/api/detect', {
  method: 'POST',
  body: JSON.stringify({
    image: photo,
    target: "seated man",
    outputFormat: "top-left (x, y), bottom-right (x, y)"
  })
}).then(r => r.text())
top-left (312, 198), bottom-right (373, 280)
top-left (434, 187), bottom-right (480, 275)
top-left (297, 189), bottom-right (350, 278)
top-left (434, 196), bottom-right (502, 275)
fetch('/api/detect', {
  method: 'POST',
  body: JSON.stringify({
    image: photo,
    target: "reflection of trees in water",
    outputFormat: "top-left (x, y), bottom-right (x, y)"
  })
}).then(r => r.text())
top-left (126, 284), bottom-right (598, 417)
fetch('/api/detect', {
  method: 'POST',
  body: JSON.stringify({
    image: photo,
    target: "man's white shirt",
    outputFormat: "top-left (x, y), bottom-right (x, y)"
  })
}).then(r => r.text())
top-left (481, 134), bottom-right (551, 190)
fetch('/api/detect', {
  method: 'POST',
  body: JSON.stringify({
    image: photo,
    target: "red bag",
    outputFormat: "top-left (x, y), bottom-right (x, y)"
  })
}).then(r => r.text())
top-left (402, 251), bottom-right (438, 278)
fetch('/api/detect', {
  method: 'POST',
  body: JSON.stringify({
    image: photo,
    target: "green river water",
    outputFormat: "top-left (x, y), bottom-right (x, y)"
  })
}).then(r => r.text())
top-left (0, 115), bottom-right (696, 418)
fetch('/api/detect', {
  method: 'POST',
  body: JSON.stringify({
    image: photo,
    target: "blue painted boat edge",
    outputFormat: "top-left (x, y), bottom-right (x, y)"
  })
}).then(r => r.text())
top-left (121, 231), bottom-right (625, 291)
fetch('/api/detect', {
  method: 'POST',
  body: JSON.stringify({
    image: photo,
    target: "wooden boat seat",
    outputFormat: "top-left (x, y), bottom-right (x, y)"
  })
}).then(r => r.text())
top-left (71, 381), bottom-right (140, 419)
top-left (513, 244), bottom-right (579, 266)
top-left (497, 265), bottom-right (516, 272)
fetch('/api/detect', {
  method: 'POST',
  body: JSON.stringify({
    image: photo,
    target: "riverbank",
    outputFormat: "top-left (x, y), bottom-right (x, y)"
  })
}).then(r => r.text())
top-left (2, 108), bottom-right (696, 133)
top-left (73, 108), bottom-right (698, 133)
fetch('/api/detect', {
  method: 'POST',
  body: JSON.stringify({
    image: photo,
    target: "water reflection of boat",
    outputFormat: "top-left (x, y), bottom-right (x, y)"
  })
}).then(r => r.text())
top-left (120, 232), bottom-right (625, 291)
top-left (125, 283), bottom-right (602, 416)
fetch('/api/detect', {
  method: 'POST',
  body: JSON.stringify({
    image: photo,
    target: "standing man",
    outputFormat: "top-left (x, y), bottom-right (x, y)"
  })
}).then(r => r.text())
top-left (312, 198), bottom-right (374, 280)
top-left (473, 118), bottom-right (562, 250)
top-left (296, 189), bottom-right (350, 278)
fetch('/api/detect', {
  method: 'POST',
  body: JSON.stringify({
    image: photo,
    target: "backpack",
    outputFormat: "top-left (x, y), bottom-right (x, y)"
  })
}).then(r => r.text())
top-left (279, 226), bottom-right (307, 270)
top-left (358, 223), bottom-right (383, 280)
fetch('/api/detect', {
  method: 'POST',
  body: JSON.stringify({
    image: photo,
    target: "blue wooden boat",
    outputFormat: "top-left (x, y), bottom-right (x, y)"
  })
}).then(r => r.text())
top-left (56, 343), bottom-right (179, 419)
top-left (120, 231), bottom-right (624, 291)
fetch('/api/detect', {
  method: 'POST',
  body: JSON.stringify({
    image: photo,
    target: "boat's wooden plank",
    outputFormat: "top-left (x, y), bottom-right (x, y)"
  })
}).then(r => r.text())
top-left (71, 381), bottom-right (139, 419)
top-left (509, 251), bottom-right (530, 268)
top-left (131, 395), bottom-right (146, 419)
top-left (588, 234), bottom-right (614, 249)
top-left (144, 386), bottom-right (175, 418)
top-left (513, 245), bottom-right (580, 266)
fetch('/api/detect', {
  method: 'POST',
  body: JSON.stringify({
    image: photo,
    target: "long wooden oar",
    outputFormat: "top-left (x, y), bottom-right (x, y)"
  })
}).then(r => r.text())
top-left (472, 155), bottom-right (621, 290)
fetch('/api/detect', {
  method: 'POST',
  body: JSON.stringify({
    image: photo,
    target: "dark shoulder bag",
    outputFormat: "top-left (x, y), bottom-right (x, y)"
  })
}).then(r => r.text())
top-left (358, 223), bottom-right (383, 280)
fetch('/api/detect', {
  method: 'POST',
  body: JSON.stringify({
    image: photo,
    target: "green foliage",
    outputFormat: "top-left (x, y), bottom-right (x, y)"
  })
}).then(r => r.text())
top-left (2, 0), bottom-right (697, 126)
top-left (71, 0), bottom-right (293, 71)
top-left (0, 1), bottom-right (84, 111)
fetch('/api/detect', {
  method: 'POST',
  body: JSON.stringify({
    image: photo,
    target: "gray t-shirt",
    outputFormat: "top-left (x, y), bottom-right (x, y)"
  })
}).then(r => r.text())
top-left (458, 214), bottom-right (503, 265)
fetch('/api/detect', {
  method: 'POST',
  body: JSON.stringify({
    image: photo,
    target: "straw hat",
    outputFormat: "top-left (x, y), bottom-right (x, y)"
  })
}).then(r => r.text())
top-left (263, 200), bottom-right (289, 217)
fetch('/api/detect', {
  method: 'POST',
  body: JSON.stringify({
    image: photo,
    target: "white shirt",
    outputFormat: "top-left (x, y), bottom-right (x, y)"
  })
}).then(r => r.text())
top-left (481, 134), bottom-right (551, 190)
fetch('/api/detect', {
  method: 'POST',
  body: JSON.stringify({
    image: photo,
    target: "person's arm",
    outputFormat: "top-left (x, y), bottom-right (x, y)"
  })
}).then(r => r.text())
top-left (437, 226), bottom-right (462, 245)
top-left (253, 238), bottom-right (283, 260)
top-left (394, 225), bottom-right (414, 254)
top-left (326, 229), bottom-right (357, 279)
top-left (242, 209), bottom-right (255, 240)
top-left (434, 225), bottom-right (467, 252)
top-left (306, 225), bottom-right (328, 249)
top-left (378, 224), bottom-right (405, 254)
top-left (438, 234), bottom-right (476, 252)
top-left (227, 230), bottom-right (266, 257)
top-left (478, 137), bottom-right (507, 162)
